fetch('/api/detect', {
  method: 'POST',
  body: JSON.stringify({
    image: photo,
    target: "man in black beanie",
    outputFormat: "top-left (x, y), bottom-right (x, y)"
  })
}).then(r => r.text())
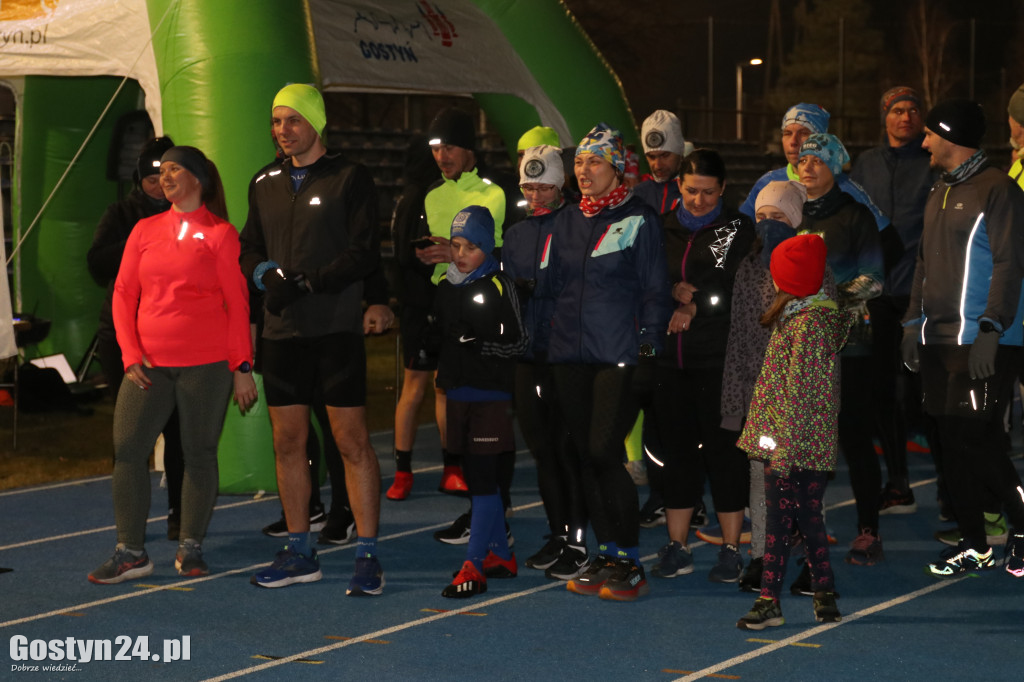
top-left (901, 98), bottom-right (1024, 580)
top-left (387, 106), bottom-right (507, 518)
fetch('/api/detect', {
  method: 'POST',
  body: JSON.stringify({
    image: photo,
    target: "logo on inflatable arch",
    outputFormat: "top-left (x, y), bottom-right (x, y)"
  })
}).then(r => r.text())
top-left (0, 0), bottom-right (58, 21)
top-left (417, 0), bottom-right (458, 47)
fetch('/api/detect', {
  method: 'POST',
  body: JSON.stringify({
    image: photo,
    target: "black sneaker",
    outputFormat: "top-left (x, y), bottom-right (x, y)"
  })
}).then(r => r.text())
top-left (433, 511), bottom-right (471, 545)
top-left (317, 508), bottom-right (357, 546)
top-left (639, 492), bottom-right (666, 528)
top-left (525, 535), bottom-right (566, 570)
top-left (566, 554), bottom-right (616, 595)
top-left (789, 559), bottom-right (813, 596)
top-left (598, 558), bottom-right (649, 601)
top-left (813, 590), bottom-right (841, 622)
top-left (546, 545), bottom-right (589, 580)
top-left (261, 503), bottom-right (328, 538)
top-left (789, 559), bottom-right (841, 597)
top-left (691, 499), bottom-right (709, 529)
top-left (738, 556), bottom-right (763, 593)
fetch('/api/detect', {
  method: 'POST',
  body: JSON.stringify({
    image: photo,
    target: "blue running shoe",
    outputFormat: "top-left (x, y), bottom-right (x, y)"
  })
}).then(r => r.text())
top-left (250, 546), bottom-right (322, 588)
top-left (651, 541), bottom-right (694, 578)
top-left (347, 556), bottom-right (385, 596)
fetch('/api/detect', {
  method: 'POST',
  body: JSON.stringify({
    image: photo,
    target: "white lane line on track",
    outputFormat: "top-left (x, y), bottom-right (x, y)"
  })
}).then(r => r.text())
top-left (0, 464), bottom-right (451, 551)
top-left (0, 475), bottom-right (113, 496)
top-left (674, 579), bottom-right (956, 682)
top-left (0, 499), bottom-right (545, 630)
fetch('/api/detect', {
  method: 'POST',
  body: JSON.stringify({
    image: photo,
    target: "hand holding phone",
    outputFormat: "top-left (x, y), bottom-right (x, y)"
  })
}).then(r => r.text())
top-left (411, 237), bottom-right (436, 250)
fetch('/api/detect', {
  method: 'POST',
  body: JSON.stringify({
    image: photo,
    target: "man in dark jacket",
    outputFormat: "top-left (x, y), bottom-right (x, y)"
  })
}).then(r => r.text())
top-left (850, 86), bottom-right (937, 515)
top-left (240, 84), bottom-right (383, 595)
top-left (902, 99), bottom-right (1024, 580)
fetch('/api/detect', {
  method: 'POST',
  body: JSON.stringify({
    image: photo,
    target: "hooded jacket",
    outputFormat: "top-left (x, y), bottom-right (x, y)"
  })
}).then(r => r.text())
top-left (736, 300), bottom-right (852, 475)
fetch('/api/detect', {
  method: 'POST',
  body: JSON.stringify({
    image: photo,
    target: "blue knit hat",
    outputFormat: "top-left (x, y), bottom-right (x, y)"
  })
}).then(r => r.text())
top-left (450, 205), bottom-right (495, 255)
top-left (781, 103), bottom-right (830, 134)
top-left (799, 133), bottom-right (850, 177)
top-left (576, 122), bottom-right (625, 172)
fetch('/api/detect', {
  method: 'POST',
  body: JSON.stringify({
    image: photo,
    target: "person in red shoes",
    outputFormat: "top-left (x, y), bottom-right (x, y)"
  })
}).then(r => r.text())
top-left (429, 206), bottom-right (527, 598)
top-left (388, 107), bottom-right (507, 502)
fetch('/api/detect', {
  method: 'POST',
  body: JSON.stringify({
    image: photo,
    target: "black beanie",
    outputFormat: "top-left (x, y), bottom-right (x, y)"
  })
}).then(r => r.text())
top-left (136, 136), bottom-right (174, 181)
top-left (925, 99), bottom-right (986, 148)
top-left (427, 107), bottom-right (475, 151)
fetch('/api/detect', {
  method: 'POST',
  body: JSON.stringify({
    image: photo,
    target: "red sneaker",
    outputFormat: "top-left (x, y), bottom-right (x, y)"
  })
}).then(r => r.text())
top-left (385, 471), bottom-right (413, 501)
top-left (438, 466), bottom-right (469, 496)
top-left (442, 561), bottom-right (487, 598)
top-left (483, 551), bottom-right (517, 578)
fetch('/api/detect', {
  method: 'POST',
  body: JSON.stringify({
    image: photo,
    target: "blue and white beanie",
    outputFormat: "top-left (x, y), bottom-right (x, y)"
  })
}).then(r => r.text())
top-left (799, 133), bottom-right (850, 176)
top-left (450, 205), bottom-right (495, 255)
top-left (781, 103), bottom-right (830, 134)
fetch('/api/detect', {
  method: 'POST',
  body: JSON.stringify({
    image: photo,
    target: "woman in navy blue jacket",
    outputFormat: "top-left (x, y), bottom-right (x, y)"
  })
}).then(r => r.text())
top-left (502, 145), bottom-right (586, 580)
top-left (546, 123), bottom-right (672, 601)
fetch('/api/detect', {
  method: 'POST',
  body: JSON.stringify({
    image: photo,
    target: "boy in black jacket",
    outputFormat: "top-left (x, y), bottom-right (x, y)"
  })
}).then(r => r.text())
top-left (430, 206), bottom-right (528, 597)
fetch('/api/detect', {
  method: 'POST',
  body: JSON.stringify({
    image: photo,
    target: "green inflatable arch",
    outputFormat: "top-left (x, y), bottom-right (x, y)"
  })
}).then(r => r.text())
top-left (12, 0), bottom-right (637, 493)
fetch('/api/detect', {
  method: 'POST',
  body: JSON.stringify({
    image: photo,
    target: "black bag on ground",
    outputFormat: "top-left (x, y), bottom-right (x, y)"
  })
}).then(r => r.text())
top-left (17, 363), bottom-right (78, 413)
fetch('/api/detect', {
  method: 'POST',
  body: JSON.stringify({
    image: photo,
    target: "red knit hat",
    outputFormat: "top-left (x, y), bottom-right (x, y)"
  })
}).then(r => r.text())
top-left (770, 234), bottom-right (826, 297)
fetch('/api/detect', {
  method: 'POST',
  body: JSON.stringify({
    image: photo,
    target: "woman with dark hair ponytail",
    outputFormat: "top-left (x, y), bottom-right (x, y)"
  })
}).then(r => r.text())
top-left (89, 146), bottom-right (257, 585)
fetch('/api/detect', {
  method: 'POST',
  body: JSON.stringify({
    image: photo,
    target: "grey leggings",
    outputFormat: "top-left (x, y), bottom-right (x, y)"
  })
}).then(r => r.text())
top-left (112, 362), bottom-right (232, 549)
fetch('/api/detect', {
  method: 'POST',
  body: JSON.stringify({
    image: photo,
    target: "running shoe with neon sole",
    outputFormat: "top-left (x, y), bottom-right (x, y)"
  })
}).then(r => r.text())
top-left (737, 597), bottom-right (784, 630)
top-left (174, 539), bottom-right (209, 576)
top-left (925, 543), bottom-right (996, 579)
top-left (347, 556), bottom-right (385, 596)
top-left (385, 471), bottom-right (414, 501)
top-left (442, 560), bottom-right (486, 598)
top-left (250, 546), bottom-right (322, 588)
top-left (934, 512), bottom-right (1009, 547)
top-left (598, 559), bottom-right (649, 601)
top-left (845, 528), bottom-right (884, 566)
top-left (567, 555), bottom-right (616, 595)
top-left (1005, 532), bottom-right (1024, 578)
top-left (88, 545), bottom-right (154, 585)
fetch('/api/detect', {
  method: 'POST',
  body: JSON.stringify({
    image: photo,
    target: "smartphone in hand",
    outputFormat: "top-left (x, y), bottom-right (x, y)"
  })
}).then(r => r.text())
top-left (411, 237), bottom-right (437, 250)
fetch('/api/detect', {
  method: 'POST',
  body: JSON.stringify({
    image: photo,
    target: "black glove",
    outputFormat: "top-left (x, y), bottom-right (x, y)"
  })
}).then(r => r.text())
top-left (968, 330), bottom-right (1000, 380)
top-left (901, 326), bottom-right (920, 373)
top-left (262, 267), bottom-right (309, 316)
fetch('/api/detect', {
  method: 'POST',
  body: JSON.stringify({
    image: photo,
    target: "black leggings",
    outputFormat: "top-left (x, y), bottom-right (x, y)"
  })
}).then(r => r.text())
top-left (515, 362), bottom-right (585, 538)
top-left (646, 366), bottom-right (747, 512)
top-left (553, 364), bottom-right (641, 549)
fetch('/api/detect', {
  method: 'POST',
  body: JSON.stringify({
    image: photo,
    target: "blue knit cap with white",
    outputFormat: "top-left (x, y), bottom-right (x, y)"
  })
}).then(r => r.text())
top-left (446, 205), bottom-right (499, 285)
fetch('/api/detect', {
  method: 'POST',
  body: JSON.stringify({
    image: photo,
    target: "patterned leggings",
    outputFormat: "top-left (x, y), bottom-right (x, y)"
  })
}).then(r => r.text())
top-left (761, 469), bottom-right (835, 600)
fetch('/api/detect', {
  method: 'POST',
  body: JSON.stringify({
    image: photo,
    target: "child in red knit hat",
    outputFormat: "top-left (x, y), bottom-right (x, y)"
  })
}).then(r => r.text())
top-left (735, 234), bottom-right (854, 630)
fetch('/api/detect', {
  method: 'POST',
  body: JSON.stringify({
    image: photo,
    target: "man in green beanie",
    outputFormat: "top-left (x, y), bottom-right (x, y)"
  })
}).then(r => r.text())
top-left (240, 83), bottom-right (385, 595)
